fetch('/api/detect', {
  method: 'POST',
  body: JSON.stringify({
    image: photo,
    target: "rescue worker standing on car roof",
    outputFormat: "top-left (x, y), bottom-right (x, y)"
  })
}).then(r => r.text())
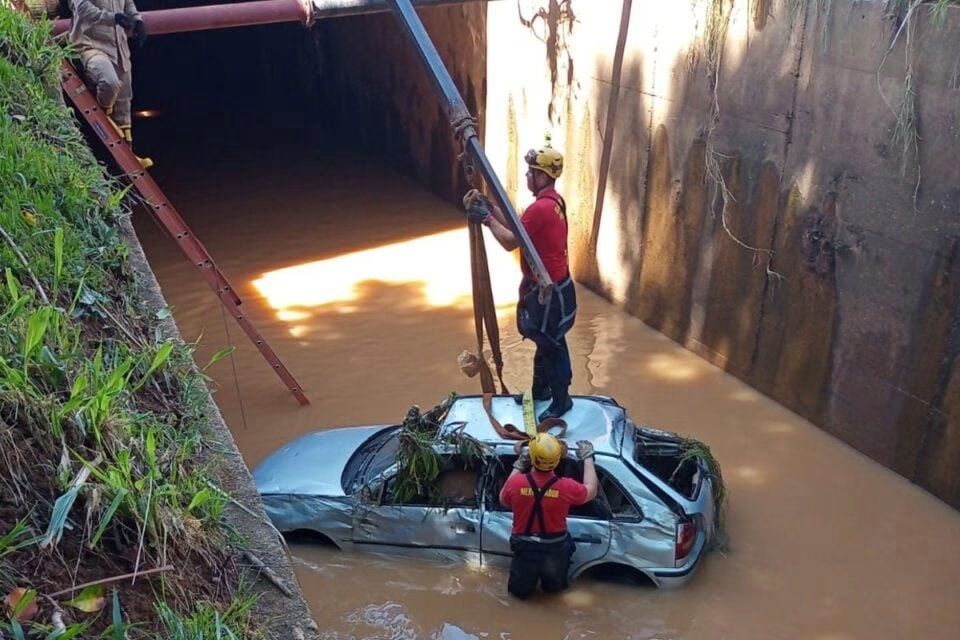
top-left (67, 0), bottom-right (153, 168)
top-left (463, 135), bottom-right (577, 423)
top-left (498, 433), bottom-right (598, 599)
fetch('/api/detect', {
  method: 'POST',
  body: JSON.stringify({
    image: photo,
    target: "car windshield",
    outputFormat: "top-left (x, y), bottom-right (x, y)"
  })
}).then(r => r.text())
top-left (341, 426), bottom-right (401, 493)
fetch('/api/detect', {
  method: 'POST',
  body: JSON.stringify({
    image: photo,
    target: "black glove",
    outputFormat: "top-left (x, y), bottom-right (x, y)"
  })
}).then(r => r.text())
top-left (575, 440), bottom-right (595, 461)
top-left (513, 451), bottom-right (531, 473)
top-left (467, 201), bottom-right (490, 225)
top-left (132, 20), bottom-right (147, 47)
top-left (114, 13), bottom-right (134, 29)
top-left (462, 189), bottom-right (491, 225)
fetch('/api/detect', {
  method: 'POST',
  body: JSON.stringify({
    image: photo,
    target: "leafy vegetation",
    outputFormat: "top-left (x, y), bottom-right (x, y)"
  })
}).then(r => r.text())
top-left (391, 393), bottom-right (487, 505)
top-left (1, 8), bottom-right (259, 638)
top-left (678, 437), bottom-right (726, 534)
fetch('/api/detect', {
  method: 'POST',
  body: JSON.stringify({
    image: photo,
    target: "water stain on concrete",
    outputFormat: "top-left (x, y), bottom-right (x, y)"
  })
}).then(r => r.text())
top-left (637, 127), bottom-right (706, 344)
top-left (701, 158), bottom-right (780, 379)
top-left (895, 236), bottom-right (960, 509)
top-left (753, 0), bottom-right (773, 31)
top-left (754, 187), bottom-right (839, 426)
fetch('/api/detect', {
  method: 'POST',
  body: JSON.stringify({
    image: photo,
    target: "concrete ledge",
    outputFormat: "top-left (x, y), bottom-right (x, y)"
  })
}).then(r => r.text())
top-left (118, 213), bottom-right (321, 640)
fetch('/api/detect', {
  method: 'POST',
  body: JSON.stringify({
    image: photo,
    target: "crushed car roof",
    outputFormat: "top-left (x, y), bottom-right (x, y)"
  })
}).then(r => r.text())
top-left (440, 395), bottom-right (626, 455)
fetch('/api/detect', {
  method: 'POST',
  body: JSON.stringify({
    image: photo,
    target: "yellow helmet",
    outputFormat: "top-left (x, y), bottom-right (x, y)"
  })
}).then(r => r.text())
top-left (525, 136), bottom-right (563, 179)
top-left (528, 433), bottom-right (563, 471)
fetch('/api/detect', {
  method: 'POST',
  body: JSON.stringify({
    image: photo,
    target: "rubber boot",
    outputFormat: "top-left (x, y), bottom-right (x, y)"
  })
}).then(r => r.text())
top-left (537, 387), bottom-right (573, 423)
top-left (514, 369), bottom-right (552, 404)
top-left (119, 125), bottom-right (153, 170)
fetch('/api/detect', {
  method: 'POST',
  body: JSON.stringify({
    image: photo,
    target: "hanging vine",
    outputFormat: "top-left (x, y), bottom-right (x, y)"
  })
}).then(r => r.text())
top-left (877, 0), bottom-right (959, 207)
top-left (697, 0), bottom-right (784, 284)
top-left (700, 0), bottom-right (956, 258)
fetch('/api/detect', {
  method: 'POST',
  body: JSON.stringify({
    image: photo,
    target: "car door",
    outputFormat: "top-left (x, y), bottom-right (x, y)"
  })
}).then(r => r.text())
top-left (351, 459), bottom-right (483, 565)
top-left (479, 456), bottom-right (611, 574)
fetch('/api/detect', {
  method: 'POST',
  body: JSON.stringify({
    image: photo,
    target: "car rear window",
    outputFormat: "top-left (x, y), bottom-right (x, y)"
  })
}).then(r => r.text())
top-left (341, 426), bottom-right (400, 493)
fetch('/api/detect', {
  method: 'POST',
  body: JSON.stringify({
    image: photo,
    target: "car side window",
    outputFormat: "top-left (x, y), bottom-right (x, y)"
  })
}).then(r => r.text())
top-left (598, 469), bottom-right (642, 520)
top-left (383, 455), bottom-right (480, 508)
top-left (556, 459), bottom-right (612, 520)
top-left (484, 456), bottom-right (512, 511)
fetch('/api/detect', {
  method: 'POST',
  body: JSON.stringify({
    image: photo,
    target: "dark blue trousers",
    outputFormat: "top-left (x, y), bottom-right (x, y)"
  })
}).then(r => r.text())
top-left (516, 275), bottom-right (577, 393)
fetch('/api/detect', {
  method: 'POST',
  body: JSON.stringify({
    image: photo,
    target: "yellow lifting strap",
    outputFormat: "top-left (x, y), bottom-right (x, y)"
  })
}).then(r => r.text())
top-left (521, 388), bottom-right (538, 438)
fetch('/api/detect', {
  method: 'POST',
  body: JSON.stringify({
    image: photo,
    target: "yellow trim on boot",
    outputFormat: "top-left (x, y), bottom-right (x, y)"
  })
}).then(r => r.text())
top-left (120, 125), bottom-right (154, 170)
top-left (107, 117), bottom-right (123, 138)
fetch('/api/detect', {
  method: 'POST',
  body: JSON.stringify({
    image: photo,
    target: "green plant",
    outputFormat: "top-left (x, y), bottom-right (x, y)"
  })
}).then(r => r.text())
top-left (154, 593), bottom-right (258, 640)
top-left (0, 7), bottom-right (259, 637)
top-left (678, 437), bottom-right (727, 533)
top-left (391, 394), bottom-right (487, 506)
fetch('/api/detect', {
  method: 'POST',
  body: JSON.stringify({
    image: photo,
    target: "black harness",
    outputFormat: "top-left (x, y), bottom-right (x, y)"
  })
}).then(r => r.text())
top-left (522, 473), bottom-right (562, 537)
top-left (517, 194), bottom-right (576, 343)
top-left (541, 193), bottom-right (569, 257)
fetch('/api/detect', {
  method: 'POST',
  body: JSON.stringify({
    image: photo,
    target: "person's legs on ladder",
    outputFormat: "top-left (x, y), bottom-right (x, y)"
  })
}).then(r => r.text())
top-left (113, 65), bottom-right (152, 170)
top-left (81, 50), bottom-right (121, 119)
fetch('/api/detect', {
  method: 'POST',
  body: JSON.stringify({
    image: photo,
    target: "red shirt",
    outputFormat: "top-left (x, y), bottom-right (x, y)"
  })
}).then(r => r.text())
top-left (500, 470), bottom-right (589, 535)
top-left (519, 188), bottom-right (569, 283)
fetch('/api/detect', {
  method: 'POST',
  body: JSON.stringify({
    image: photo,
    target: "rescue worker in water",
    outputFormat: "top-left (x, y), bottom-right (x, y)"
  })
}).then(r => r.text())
top-left (67, 0), bottom-right (153, 168)
top-left (499, 433), bottom-right (598, 599)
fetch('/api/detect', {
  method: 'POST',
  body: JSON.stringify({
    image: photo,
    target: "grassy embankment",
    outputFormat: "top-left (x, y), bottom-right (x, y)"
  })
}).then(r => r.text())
top-left (1, 8), bottom-right (265, 638)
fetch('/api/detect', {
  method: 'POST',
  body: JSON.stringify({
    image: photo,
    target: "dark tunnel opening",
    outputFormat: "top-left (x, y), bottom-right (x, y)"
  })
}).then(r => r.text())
top-left (62, 0), bottom-right (487, 209)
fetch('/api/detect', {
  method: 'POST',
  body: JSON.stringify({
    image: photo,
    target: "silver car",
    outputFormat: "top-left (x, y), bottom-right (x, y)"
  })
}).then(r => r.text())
top-left (253, 395), bottom-right (718, 588)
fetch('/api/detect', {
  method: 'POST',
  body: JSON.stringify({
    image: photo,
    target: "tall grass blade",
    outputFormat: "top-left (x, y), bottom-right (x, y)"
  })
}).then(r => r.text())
top-left (23, 306), bottom-right (52, 368)
top-left (44, 623), bottom-right (88, 639)
top-left (0, 292), bottom-right (30, 323)
top-left (39, 485), bottom-right (81, 549)
top-left (135, 342), bottom-right (173, 390)
top-left (0, 518), bottom-right (30, 559)
top-left (107, 184), bottom-right (133, 210)
top-left (187, 488), bottom-right (213, 514)
top-left (54, 226), bottom-right (64, 297)
top-left (90, 489), bottom-right (127, 547)
top-left (10, 619), bottom-right (26, 640)
top-left (203, 346), bottom-right (235, 371)
top-left (111, 589), bottom-right (124, 640)
top-left (6, 266), bottom-right (20, 299)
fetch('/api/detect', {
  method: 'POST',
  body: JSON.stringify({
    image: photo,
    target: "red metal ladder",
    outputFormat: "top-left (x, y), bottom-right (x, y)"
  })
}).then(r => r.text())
top-left (59, 60), bottom-right (309, 406)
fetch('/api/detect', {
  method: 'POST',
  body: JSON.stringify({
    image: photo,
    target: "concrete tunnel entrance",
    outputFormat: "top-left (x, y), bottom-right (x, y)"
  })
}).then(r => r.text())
top-left (126, 0), bottom-right (487, 210)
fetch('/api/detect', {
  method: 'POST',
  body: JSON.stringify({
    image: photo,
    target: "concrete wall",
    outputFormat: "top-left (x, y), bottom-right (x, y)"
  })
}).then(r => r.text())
top-left (485, 0), bottom-right (960, 508)
top-left (312, 4), bottom-right (487, 204)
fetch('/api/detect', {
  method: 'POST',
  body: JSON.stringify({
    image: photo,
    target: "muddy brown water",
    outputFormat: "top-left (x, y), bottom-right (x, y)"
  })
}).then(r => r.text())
top-left (132, 131), bottom-right (960, 640)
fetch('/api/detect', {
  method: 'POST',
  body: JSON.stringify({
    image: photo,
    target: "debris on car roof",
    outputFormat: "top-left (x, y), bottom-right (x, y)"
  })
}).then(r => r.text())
top-left (393, 393), bottom-right (488, 505)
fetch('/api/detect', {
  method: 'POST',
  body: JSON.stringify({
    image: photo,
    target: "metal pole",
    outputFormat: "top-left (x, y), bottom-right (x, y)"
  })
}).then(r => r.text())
top-left (384, 0), bottom-right (554, 293)
top-left (52, 0), bottom-right (493, 37)
top-left (312, 0), bottom-right (491, 19)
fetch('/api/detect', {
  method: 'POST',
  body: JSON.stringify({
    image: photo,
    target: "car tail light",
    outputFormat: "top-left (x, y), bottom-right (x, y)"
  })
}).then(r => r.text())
top-left (675, 518), bottom-right (697, 563)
